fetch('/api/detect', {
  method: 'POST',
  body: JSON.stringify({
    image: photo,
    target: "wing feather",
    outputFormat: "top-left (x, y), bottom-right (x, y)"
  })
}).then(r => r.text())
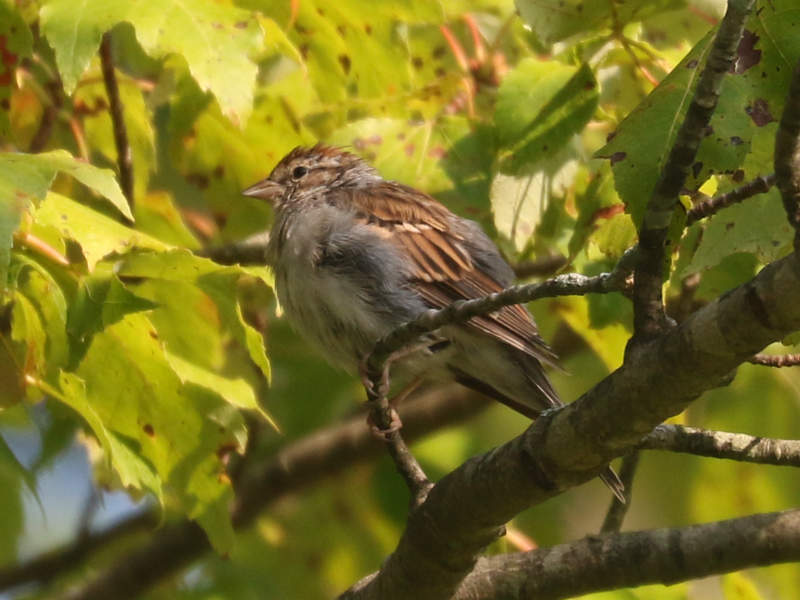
top-left (330, 183), bottom-right (556, 365)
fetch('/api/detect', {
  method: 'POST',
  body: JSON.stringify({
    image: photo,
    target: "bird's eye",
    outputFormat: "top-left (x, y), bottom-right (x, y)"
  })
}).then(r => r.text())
top-left (292, 166), bottom-right (308, 179)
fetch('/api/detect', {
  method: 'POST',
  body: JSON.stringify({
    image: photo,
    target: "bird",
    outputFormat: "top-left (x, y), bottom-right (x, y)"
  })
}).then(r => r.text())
top-left (243, 143), bottom-right (624, 501)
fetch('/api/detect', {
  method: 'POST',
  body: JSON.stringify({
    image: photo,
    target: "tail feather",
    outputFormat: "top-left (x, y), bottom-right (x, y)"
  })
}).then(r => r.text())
top-left (600, 466), bottom-right (626, 503)
top-left (449, 366), bottom-right (627, 502)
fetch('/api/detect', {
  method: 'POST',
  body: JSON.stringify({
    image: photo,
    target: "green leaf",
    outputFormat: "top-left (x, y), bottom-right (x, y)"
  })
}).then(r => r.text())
top-left (14, 261), bottom-right (69, 373)
top-left (127, 0), bottom-right (263, 124)
top-left (258, 0), bottom-right (444, 107)
top-left (0, 150), bottom-right (132, 220)
top-left (495, 59), bottom-right (598, 174)
top-left (35, 192), bottom-right (166, 270)
top-left (515, 0), bottom-right (686, 46)
top-left (41, 0), bottom-right (263, 122)
top-left (596, 31), bottom-right (713, 225)
top-left (490, 147), bottom-right (578, 253)
top-left (68, 271), bottom-right (159, 365)
top-left (590, 212), bottom-right (638, 258)
top-left (116, 251), bottom-right (274, 420)
top-left (134, 191), bottom-right (201, 248)
top-left (683, 190), bottom-right (793, 275)
top-left (39, 0), bottom-right (119, 93)
top-left (165, 350), bottom-right (264, 415)
top-left (72, 312), bottom-right (245, 545)
top-left (56, 371), bottom-right (162, 495)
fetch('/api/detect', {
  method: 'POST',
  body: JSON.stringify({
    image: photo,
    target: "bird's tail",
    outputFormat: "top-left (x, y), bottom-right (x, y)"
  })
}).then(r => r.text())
top-left (600, 466), bottom-right (626, 503)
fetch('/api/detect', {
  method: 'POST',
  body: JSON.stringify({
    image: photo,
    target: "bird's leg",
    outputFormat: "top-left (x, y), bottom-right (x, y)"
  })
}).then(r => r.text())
top-left (360, 344), bottom-right (430, 440)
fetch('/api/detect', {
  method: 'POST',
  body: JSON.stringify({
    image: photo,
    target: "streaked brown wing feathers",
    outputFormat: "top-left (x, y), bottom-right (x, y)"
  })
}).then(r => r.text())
top-left (338, 184), bottom-right (556, 363)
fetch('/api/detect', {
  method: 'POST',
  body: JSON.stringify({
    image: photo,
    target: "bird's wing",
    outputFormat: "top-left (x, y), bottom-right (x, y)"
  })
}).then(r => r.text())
top-left (337, 183), bottom-right (557, 366)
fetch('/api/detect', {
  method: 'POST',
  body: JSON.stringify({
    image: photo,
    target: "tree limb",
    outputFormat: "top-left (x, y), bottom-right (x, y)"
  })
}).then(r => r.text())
top-left (633, 0), bottom-right (754, 340)
top-left (450, 509), bottom-right (800, 600)
top-left (686, 173), bottom-right (776, 225)
top-left (641, 424), bottom-right (800, 466)
top-left (775, 58), bottom-right (800, 250)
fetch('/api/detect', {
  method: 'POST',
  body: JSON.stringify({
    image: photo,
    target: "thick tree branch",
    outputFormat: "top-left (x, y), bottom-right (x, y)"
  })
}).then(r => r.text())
top-left (99, 32), bottom-right (134, 207)
top-left (686, 173), bottom-right (776, 225)
top-left (450, 509), bottom-right (800, 600)
top-left (774, 59), bottom-right (800, 250)
top-left (641, 424), bottom-right (800, 466)
top-left (49, 387), bottom-right (488, 600)
top-left (633, 0), bottom-right (754, 340)
top-left (342, 250), bottom-right (800, 600)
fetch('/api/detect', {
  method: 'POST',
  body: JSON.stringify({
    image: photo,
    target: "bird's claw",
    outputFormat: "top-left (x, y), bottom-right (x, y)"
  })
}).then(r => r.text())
top-left (367, 407), bottom-right (403, 441)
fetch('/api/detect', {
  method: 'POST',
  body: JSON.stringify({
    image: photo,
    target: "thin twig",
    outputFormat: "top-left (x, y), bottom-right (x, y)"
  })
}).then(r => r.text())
top-left (99, 32), bottom-right (134, 208)
top-left (640, 424), bottom-right (800, 466)
top-left (633, 0), bottom-right (755, 341)
top-left (600, 451), bottom-right (640, 533)
top-left (687, 173), bottom-right (776, 224)
top-left (364, 359), bottom-right (432, 508)
top-left (774, 59), bottom-right (800, 251)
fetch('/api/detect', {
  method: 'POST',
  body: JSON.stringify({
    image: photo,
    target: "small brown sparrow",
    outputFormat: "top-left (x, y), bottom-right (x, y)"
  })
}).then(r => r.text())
top-left (243, 144), bottom-right (623, 501)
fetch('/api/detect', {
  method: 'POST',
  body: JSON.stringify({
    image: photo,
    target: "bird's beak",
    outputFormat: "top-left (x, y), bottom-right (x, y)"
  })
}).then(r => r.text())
top-left (242, 179), bottom-right (282, 203)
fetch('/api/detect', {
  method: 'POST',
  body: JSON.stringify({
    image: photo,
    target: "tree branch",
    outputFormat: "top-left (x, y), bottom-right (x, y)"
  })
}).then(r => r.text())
top-left (641, 424), bottom-right (800, 466)
top-left (686, 173), bottom-right (776, 225)
top-left (342, 250), bottom-right (800, 600)
top-left (449, 509), bottom-right (800, 600)
top-left (775, 58), bottom-right (800, 250)
top-left (633, 0), bottom-right (754, 340)
top-left (99, 32), bottom-right (134, 207)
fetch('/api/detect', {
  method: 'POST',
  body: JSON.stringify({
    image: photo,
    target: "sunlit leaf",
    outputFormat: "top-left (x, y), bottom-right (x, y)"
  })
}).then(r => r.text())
top-left (495, 59), bottom-right (598, 173)
top-left (41, 0), bottom-right (263, 122)
top-left (34, 192), bottom-right (165, 270)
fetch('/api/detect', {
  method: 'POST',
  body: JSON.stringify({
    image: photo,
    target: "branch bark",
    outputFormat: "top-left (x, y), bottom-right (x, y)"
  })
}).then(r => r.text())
top-left (633, 0), bottom-right (755, 340)
top-left (775, 58), bottom-right (800, 249)
top-left (450, 509), bottom-right (800, 600)
top-left (686, 173), bottom-right (776, 225)
top-left (641, 424), bottom-right (800, 466)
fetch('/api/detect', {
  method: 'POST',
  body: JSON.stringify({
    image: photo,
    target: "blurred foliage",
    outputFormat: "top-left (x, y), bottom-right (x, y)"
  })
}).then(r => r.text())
top-left (0, 0), bottom-right (799, 598)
